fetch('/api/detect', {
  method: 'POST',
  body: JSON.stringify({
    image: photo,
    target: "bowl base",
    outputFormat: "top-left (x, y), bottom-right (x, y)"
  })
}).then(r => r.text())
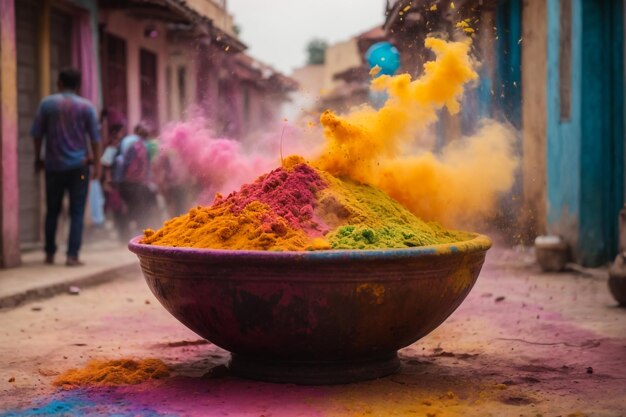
top-left (229, 353), bottom-right (401, 385)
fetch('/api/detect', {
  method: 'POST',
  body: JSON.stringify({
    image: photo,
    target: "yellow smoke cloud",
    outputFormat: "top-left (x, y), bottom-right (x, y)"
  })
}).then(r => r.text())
top-left (314, 37), bottom-right (518, 227)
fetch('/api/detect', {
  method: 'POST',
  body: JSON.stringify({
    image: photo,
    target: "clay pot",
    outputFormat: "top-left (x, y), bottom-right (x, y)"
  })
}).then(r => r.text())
top-left (129, 234), bottom-right (491, 384)
top-left (535, 236), bottom-right (569, 272)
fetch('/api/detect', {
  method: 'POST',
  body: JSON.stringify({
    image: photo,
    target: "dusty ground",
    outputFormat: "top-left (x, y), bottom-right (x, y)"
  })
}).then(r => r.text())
top-left (1, 245), bottom-right (625, 416)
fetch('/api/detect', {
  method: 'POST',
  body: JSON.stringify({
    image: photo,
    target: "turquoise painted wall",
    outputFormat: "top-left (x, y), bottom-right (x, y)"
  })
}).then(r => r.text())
top-left (546, 0), bottom-right (582, 249)
top-left (495, 0), bottom-right (522, 130)
top-left (546, 0), bottom-right (624, 266)
top-left (579, 0), bottom-right (624, 265)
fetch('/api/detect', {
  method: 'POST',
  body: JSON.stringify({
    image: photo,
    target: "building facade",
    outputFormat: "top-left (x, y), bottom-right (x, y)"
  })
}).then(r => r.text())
top-left (385, 0), bottom-right (625, 267)
top-left (0, 0), bottom-right (296, 267)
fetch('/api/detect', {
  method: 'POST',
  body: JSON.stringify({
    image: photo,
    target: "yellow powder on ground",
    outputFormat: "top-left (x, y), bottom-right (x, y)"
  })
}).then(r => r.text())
top-left (53, 358), bottom-right (169, 389)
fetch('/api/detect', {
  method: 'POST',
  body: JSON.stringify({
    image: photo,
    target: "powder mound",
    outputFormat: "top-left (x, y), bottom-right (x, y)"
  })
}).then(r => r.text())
top-left (228, 160), bottom-right (328, 236)
top-left (316, 171), bottom-right (472, 249)
top-left (53, 358), bottom-right (169, 389)
top-left (143, 159), bottom-right (472, 251)
top-left (142, 159), bottom-right (330, 251)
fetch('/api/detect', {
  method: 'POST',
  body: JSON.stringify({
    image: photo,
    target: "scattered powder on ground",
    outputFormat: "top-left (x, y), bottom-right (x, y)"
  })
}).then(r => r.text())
top-left (143, 156), bottom-right (471, 251)
top-left (53, 359), bottom-right (170, 389)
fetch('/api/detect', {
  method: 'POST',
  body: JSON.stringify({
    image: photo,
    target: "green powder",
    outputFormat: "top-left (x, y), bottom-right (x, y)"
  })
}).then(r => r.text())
top-left (316, 172), bottom-right (472, 249)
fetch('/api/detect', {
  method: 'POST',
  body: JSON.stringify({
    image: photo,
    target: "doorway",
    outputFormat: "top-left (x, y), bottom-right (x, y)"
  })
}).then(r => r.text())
top-left (579, 0), bottom-right (624, 265)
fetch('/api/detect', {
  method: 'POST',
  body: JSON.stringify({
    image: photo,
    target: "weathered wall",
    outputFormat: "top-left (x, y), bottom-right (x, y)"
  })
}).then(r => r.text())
top-left (546, 0), bottom-right (582, 257)
top-left (0, 0), bottom-right (21, 267)
top-left (99, 10), bottom-right (168, 130)
top-left (546, 0), bottom-right (624, 266)
top-left (288, 64), bottom-right (324, 120)
top-left (291, 65), bottom-right (325, 96)
top-left (322, 38), bottom-right (361, 92)
top-left (184, 0), bottom-right (235, 35)
top-left (166, 39), bottom-right (198, 123)
top-left (521, 0), bottom-right (547, 236)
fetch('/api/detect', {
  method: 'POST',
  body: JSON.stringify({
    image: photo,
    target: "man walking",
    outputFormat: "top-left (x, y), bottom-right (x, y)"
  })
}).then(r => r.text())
top-left (31, 68), bottom-right (101, 266)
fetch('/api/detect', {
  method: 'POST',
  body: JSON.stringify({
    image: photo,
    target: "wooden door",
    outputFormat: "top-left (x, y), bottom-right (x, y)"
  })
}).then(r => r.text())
top-left (101, 33), bottom-right (128, 123)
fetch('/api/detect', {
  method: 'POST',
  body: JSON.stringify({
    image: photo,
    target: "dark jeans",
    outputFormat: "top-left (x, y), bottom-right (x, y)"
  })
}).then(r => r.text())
top-left (45, 166), bottom-right (89, 257)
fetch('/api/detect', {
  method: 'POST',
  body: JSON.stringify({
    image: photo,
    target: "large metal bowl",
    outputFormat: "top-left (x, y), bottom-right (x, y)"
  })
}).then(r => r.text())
top-left (129, 234), bottom-right (491, 384)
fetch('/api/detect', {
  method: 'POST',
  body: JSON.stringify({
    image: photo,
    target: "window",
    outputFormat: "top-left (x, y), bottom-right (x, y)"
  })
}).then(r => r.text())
top-left (177, 66), bottom-right (187, 113)
top-left (103, 33), bottom-right (128, 117)
top-left (140, 48), bottom-right (158, 125)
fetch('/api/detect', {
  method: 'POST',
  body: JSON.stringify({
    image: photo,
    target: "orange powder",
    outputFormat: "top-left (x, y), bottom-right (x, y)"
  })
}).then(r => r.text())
top-left (53, 358), bottom-right (169, 389)
top-left (143, 200), bottom-right (315, 251)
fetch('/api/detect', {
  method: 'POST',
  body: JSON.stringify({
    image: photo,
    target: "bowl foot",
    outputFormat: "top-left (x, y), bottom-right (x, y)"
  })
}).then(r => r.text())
top-left (229, 353), bottom-right (401, 385)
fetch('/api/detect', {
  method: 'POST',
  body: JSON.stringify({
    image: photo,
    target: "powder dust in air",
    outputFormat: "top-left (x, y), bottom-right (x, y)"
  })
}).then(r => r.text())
top-left (315, 37), bottom-right (518, 227)
top-left (158, 36), bottom-right (518, 228)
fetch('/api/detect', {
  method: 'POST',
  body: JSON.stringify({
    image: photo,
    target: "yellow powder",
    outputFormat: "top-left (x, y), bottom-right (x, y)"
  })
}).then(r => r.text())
top-left (316, 170), bottom-right (471, 249)
top-left (315, 37), bottom-right (518, 228)
top-left (53, 358), bottom-right (169, 389)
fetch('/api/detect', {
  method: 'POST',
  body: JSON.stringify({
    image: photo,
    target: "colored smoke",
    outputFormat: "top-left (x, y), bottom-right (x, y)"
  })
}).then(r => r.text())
top-left (158, 116), bottom-right (277, 204)
top-left (159, 37), bottom-right (518, 227)
top-left (315, 37), bottom-right (519, 227)
top-left (157, 112), bottom-right (321, 205)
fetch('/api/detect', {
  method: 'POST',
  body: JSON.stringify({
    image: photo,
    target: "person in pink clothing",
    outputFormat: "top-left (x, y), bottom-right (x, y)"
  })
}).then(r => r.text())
top-left (116, 122), bottom-right (157, 240)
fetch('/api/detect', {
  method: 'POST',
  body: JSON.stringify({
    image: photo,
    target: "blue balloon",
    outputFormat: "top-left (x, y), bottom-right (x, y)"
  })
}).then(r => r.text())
top-left (366, 42), bottom-right (401, 76)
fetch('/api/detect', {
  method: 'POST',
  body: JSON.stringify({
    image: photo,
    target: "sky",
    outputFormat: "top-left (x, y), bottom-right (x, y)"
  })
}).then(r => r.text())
top-left (226, 0), bottom-right (386, 74)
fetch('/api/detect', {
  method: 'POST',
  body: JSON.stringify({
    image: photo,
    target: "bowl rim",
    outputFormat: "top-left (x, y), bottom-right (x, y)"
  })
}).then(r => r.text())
top-left (128, 233), bottom-right (492, 262)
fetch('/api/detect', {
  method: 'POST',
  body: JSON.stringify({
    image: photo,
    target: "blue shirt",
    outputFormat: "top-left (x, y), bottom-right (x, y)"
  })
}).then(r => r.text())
top-left (30, 92), bottom-right (100, 171)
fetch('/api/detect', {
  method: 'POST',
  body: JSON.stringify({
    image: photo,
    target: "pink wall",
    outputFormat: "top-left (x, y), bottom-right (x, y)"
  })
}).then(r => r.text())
top-left (99, 10), bottom-right (168, 131)
top-left (0, 0), bottom-right (21, 267)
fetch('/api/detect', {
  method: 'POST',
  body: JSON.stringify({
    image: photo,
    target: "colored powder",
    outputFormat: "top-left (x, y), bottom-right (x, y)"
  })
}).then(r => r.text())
top-left (314, 37), bottom-right (518, 227)
top-left (227, 158), bottom-right (329, 236)
top-left (142, 157), bottom-right (330, 251)
top-left (158, 115), bottom-right (277, 203)
top-left (0, 392), bottom-right (173, 417)
top-left (316, 170), bottom-right (471, 249)
top-left (143, 156), bottom-right (471, 251)
top-left (53, 359), bottom-right (170, 389)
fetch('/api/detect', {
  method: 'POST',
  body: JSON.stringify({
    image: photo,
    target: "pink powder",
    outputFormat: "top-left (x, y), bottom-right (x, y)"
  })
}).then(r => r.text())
top-left (159, 116), bottom-right (278, 204)
top-left (222, 163), bottom-right (329, 236)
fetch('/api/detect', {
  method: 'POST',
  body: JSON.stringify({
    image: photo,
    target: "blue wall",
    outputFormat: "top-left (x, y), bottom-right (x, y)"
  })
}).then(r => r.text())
top-left (546, 0), bottom-right (624, 266)
top-left (495, 0), bottom-right (522, 130)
